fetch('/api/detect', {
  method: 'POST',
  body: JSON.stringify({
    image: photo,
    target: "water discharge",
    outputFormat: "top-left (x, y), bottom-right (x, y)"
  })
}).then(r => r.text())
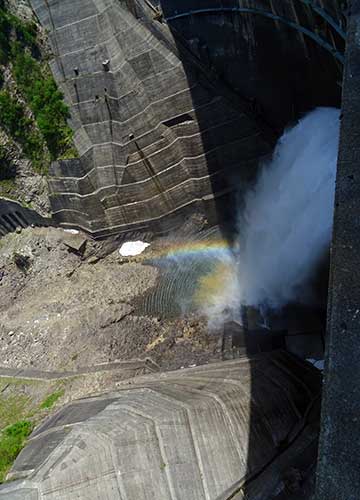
top-left (237, 107), bottom-right (340, 307)
top-left (202, 107), bottom-right (340, 325)
top-left (147, 108), bottom-right (340, 328)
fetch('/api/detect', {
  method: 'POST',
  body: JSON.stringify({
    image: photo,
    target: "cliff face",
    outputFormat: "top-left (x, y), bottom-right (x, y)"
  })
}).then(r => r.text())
top-left (0, 0), bottom-right (78, 216)
top-left (0, 1), bottom-right (49, 214)
top-left (30, 0), bottom-right (344, 238)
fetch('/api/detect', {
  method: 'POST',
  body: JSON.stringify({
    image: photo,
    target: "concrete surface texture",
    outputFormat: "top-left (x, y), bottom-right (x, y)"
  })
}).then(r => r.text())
top-left (0, 351), bottom-right (321, 499)
top-left (161, 0), bottom-right (344, 151)
top-left (0, 359), bottom-right (161, 442)
top-left (29, 0), bottom-right (274, 238)
top-left (0, 358), bottom-right (159, 381)
top-left (315, 1), bottom-right (360, 498)
top-left (0, 198), bottom-right (50, 237)
top-left (29, 0), bottom-right (344, 238)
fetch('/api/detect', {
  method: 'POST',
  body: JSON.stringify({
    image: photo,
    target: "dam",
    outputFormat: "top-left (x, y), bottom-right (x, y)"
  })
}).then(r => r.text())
top-left (29, 0), bottom-right (344, 238)
top-left (0, 1), bottom-right (359, 499)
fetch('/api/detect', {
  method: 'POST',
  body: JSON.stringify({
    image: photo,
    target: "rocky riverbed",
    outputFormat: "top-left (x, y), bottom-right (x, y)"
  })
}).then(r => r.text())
top-left (0, 227), bottom-right (218, 372)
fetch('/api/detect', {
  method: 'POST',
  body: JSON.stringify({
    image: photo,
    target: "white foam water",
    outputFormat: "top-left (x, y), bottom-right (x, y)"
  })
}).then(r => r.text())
top-left (203, 107), bottom-right (340, 325)
top-left (237, 107), bottom-right (340, 309)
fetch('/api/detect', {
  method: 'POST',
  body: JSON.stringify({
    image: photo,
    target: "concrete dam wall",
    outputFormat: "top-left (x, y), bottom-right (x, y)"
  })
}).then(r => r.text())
top-left (30, 0), bottom-right (344, 238)
top-left (0, 352), bottom-right (322, 500)
top-left (0, 198), bottom-right (51, 237)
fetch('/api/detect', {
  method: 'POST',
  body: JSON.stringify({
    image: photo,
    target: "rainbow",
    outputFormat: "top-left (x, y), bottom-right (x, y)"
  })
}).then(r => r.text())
top-left (161, 239), bottom-right (232, 259)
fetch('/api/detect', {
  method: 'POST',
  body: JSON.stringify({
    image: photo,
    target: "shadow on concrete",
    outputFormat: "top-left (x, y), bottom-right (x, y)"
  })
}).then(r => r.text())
top-left (157, 1), bottom-right (343, 497)
top-left (0, 197), bottom-right (51, 237)
top-left (160, 0), bottom-right (342, 244)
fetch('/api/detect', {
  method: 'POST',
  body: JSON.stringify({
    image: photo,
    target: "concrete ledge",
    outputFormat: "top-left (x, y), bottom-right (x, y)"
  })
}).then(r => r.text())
top-left (0, 198), bottom-right (52, 238)
top-left (1, 351), bottom-right (322, 499)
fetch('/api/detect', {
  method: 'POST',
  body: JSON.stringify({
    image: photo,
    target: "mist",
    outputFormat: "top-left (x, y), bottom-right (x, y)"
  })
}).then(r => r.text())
top-left (237, 106), bottom-right (340, 309)
top-left (203, 107), bottom-right (340, 324)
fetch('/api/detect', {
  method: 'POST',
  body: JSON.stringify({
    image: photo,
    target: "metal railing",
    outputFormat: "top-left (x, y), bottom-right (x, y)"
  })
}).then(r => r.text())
top-left (164, 6), bottom-right (345, 64)
top-left (298, 0), bottom-right (345, 39)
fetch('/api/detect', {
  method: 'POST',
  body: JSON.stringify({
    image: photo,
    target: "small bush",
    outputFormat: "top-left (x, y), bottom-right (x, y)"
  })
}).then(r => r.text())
top-left (11, 46), bottom-right (74, 160)
top-left (0, 5), bottom-right (76, 167)
top-left (0, 90), bottom-right (31, 138)
top-left (0, 178), bottom-right (16, 194)
top-left (0, 90), bottom-right (46, 171)
top-left (13, 19), bottom-right (38, 55)
top-left (0, 420), bottom-right (33, 483)
top-left (0, 8), bottom-right (11, 64)
top-left (0, 6), bottom-right (38, 63)
top-left (40, 389), bottom-right (64, 409)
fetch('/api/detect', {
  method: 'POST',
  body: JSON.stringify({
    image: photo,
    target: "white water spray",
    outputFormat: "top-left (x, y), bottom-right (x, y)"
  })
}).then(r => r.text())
top-left (202, 107), bottom-right (340, 324)
top-left (237, 107), bottom-right (340, 309)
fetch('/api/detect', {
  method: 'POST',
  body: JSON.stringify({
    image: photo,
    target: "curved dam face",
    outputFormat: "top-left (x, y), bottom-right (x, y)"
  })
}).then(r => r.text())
top-left (162, 0), bottom-right (343, 132)
top-left (0, 352), bottom-right (321, 500)
top-left (30, 0), bottom-right (343, 239)
top-left (0, 2), bottom-right (348, 497)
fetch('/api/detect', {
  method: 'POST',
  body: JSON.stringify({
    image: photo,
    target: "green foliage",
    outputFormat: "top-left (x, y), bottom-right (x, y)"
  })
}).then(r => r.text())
top-left (0, 378), bottom-right (68, 483)
top-left (0, 6), bottom-right (38, 64)
top-left (12, 19), bottom-right (38, 55)
top-left (0, 420), bottom-right (33, 482)
top-left (0, 4), bottom-right (76, 168)
top-left (40, 389), bottom-right (64, 410)
top-left (0, 8), bottom-right (12, 64)
top-left (0, 393), bottom-right (30, 430)
top-left (0, 145), bottom-right (15, 180)
top-left (11, 45), bottom-right (75, 160)
top-left (0, 178), bottom-right (16, 195)
top-left (0, 90), bottom-right (30, 138)
top-left (0, 90), bottom-right (46, 171)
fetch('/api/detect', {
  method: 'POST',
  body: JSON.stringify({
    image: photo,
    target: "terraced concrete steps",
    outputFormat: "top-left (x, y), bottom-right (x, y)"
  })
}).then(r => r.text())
top-left (0, 351), bottom-right (321, 499)
top-left (0, 198), bottom-right (51, 238)
top-left (30, 0), bottom-right (272, 237)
